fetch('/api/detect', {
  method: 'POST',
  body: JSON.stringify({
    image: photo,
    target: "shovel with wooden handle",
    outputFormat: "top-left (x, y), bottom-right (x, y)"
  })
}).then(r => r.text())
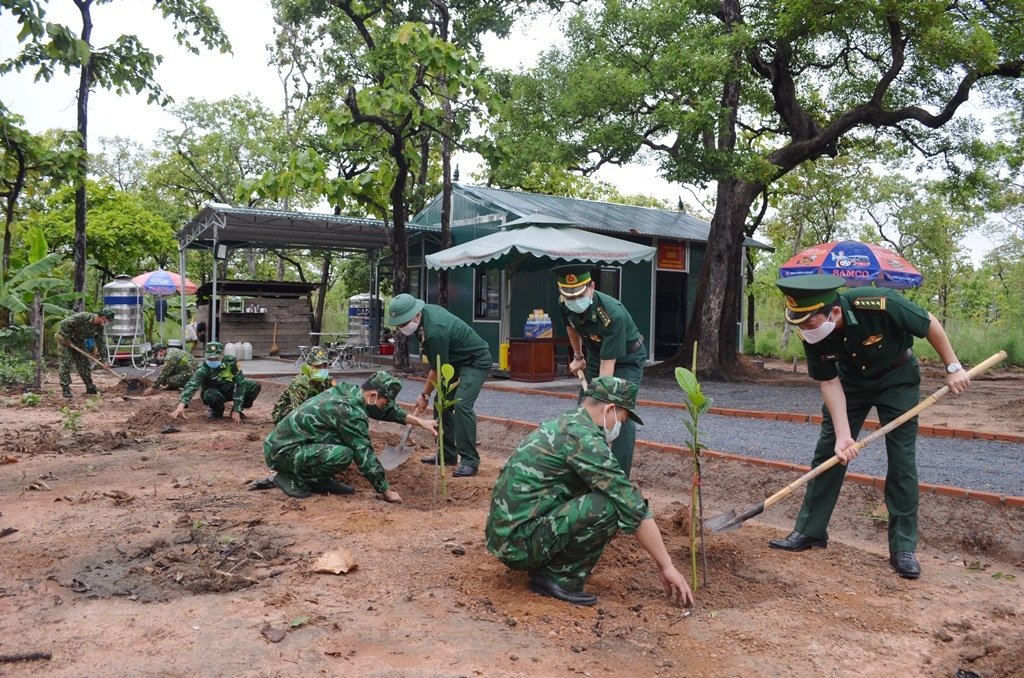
top-left (379, 425), bottom-right (414, 470)
top-left (59, 336), bottom-right (148, 394)
top-left (576, 370), bottom-right (588, 392)
top-left (705, 350), bottom-right (1007, 534)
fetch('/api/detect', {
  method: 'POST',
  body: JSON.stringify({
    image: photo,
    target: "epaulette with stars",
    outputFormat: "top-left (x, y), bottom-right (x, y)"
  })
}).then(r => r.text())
top-left (852, 297), bottom-right (887, 311)
top-left (596, 306), bottom-right (612, 327)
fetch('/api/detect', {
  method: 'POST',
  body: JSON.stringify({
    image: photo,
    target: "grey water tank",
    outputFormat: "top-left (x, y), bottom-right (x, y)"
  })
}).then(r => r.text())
top-left (102, 275), bottom-right (144, 338)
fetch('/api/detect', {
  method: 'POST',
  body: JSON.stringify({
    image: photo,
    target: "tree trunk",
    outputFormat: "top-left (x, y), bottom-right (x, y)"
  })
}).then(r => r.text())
top-left (435, 5), bottom-right (453, 309)
top-left (73, 0), bottom-right (94, 312)
top-left (313, 252), bottom-right (331, 334)
top-left (32, 292), bottom-right (43, 390)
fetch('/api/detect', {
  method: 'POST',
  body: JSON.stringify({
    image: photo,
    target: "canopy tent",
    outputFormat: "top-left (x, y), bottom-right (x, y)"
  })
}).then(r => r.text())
top-left (425, 218), bottom-right (657, 342)
top-left (176, 203), bottom-right (435, 346)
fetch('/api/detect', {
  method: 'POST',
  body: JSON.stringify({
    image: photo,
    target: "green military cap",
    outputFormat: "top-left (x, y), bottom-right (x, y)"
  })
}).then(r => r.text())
top-left (775, 274), bottom-right (845, 325)
top-left (205, 342), bottom-right (224, 358)
top-left (386, 293), bottom-right (425, 326)
top-left (585, 375), bottom-right (644, 425)
top-left (551, 264), bottom-right (593, 299)
top-left (366, 371), bottom-right (402, 402)
top-left (98, 307), bottom-right (116, 320)
top-left (306, 346), bottom-right (330, 367)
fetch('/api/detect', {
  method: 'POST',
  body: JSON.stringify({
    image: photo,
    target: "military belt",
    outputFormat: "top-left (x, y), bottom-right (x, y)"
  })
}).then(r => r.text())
top-left (626, 336), bottom-right (644, 355)
top-left (888, 348), bottom-right (912, 372)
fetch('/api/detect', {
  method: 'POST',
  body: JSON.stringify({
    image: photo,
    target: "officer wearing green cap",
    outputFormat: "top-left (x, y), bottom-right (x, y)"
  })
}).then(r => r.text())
top-left (485, 376), bottom-right (694, 608)
top-left (54, 308), bottom-right (115, 398)
top-left (263, 371), bottom-right (434, 500)
top-left (142, 343), bottom-right (198, 396)
top-left (552, 264), bottom-right (646, 477)
top-left (169, 341), bottom-right (261, 423)
top-left (770, 274), bottom-right (971, 579)
top-left (386, 293), bottom-right (492, 478)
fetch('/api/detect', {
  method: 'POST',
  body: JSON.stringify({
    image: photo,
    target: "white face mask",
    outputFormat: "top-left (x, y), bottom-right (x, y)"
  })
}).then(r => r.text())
top-left (798, 309), bottom-right (837, 345)
top-left (398, 320), bottom-right (419, 336)
top-left (603, 404), bottom-right (622, 443)
top-left (564, 295), bottom-right (592, 314)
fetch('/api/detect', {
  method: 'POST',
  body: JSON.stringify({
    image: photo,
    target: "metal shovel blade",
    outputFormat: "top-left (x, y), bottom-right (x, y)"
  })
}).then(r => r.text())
top-left (379, 425), bottom-right (414, 471)
top-left (705, 501), bottom-right (767, 534)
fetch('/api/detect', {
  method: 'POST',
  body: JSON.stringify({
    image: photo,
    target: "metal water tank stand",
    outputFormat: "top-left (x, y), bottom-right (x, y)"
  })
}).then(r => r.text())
top-left (107, 335), bottom-right (149, 369)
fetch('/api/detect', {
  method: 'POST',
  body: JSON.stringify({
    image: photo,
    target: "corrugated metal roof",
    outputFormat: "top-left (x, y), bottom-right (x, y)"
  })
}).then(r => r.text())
top-left (410, 185), bottom-right (771, 249)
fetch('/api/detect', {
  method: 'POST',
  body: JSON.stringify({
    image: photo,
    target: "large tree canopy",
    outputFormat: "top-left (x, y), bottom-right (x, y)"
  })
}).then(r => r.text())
top-left (483, 0), bottom-right (1024, 376)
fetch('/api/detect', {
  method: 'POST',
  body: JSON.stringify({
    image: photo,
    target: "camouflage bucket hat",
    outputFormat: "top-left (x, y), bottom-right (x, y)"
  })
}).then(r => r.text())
top-left (306, 346), bottom-right (330, 366)
top-left (205, 342), bottom-right (224, 358)
top-left (151, 343), bottom-right (167, 352)
top-left (367, 371), bottom-right (402, 402)
top-left (98, 307), bottom-right (116, 320)
top-left (585, 375), bottom-right (644, 425)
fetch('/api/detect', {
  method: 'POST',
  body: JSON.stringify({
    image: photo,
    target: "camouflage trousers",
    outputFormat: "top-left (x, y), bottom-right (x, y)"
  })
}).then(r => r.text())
top-left (502, 492), bottom-right (619, 592)
top-left (264, 442), bottom-right (353, 484)
top-left (58, 345), bottom-right (97, 390)
top-left (201, 380), bottom-right (261, 416)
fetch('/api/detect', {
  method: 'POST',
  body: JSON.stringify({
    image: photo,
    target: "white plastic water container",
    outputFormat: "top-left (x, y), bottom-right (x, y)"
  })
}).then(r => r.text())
top-left (241, 342), bottom-right (253, 360)
top-left (224, 342), bottom-right (237, 358)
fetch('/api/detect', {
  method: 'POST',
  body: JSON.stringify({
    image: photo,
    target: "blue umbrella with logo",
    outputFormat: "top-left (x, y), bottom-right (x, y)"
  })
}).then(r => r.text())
top-left (132, 269), bottom-right (199, 341)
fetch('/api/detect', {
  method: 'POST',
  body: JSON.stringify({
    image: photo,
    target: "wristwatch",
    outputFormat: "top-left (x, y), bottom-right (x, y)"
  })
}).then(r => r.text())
top-left (945, 362), bottom-right (962, 374)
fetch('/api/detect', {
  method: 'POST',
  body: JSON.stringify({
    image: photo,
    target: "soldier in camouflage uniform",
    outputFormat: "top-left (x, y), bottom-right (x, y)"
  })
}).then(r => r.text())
top-left (263, 371), bottom-right (428, 501)
top-left (55, 308), bottom-right (115, 398)
top-left (142, 344), bottom-right (198, 396)
top-left (272, 346), bottom-right (335, 424)
top-left (486, 376), bottom-right (694, 608)
top-left (169, 342), bottom-right (261, 423)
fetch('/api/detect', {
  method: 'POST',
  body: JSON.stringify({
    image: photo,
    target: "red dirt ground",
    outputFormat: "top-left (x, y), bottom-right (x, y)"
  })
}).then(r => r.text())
top-left (1, 364), bottom-right (1021, 677)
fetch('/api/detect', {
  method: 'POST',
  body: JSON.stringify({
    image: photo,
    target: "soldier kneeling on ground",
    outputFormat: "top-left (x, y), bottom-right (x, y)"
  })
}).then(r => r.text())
top-left (143, 343), bottom-right (198, 396)
top-left (169, 342), bottom-right (260, 424)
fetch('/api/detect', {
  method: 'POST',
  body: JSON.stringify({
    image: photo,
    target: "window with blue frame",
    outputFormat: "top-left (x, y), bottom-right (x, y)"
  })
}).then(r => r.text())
top-left (475, 268), bottom-right (502, 320)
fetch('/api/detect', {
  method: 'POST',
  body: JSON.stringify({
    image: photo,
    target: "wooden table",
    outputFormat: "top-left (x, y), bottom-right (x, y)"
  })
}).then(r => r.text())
top-left (509, 337), bottom-right (571, 383)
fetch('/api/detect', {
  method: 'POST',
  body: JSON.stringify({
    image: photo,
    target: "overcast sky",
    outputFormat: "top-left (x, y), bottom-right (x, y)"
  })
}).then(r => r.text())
top-left (0, 0), bottom-right (682, 210)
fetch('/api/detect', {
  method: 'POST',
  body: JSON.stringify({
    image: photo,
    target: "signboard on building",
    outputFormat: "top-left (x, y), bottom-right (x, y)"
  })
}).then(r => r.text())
top-left (657, 242), bottom-right (687, 271)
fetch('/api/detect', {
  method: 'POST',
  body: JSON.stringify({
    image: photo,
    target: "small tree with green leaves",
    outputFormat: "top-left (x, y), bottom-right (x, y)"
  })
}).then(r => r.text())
top-left (675, 366), bottom-right (713, 591)
top-left (430, 357), bottom-right (460, 500)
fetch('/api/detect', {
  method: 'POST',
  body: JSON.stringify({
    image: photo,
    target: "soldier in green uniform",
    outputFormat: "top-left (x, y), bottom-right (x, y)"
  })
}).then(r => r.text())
top-left (553, 264), bottom-right (647, 477)
top-left (272, 346), bottom-right (335, 424)
top-left (770, 275), bottom-right (971, 579)
top-left (169, 342), bottom-right (261, 424)
top-left (55, 308), bottom-right (115, 398)
top-left (142, 343), bottom-right (198, 396)
top-left (263, 372), bottom-right (412, 501)
top-left (387, 293), bottom-right (492, 478)
top-left (486, 376), bottom-right (694, 607)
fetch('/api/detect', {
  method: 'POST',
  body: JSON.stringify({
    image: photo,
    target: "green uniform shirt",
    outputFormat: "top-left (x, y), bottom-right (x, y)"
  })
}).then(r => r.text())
top-left (179, 355), bottom-right (249, 413)
top-left (485, 407), bottom-right (652, 565)
top-left (272, 374), bottom-right (335, 424)
top-left (805, 288), bottom-right (931, 384)
top-left (264, 382), bottom-right (389, 493)
top-left (58, 311), bottom-right (109, 358)
top-left (413, 305), bottom-right (492, 369)
top-left (151, 348), bottom-right (198, 390)
top-left (559, 290), bottom-right (641, 361)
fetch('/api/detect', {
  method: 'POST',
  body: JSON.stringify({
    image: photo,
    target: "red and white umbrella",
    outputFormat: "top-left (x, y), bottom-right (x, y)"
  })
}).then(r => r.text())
top-left (132, 269), bottom-right (198, 296)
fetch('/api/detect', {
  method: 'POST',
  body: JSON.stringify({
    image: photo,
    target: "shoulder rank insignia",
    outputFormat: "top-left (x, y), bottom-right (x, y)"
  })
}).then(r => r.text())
top-left (596, 306), bottom-right (612, 327)
top-left (862, 334), bottom-right (883, 345)
top-left (852, 297), bottom-right (887, 311)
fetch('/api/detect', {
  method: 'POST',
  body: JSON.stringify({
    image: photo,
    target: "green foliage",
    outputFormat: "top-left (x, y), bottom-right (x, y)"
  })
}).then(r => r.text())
top-left (60, 405), bottom-right (84, 435)
top-left (0, 353), bottom-right (34, 385)
top-left (19, 392), bottom-right (41, 406)
top-left (430, 358), bottom-right (461, 500)
top-left (0, 226), bottom-right (76, 323)
top-left (674, 366), bottom-right (712, 591)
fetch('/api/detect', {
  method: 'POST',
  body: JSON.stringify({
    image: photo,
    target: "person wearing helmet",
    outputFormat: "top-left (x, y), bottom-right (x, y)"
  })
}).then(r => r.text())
top-left (54, 308), bottom-right (115, 398)
top-left (142, 343), bottom-right (198, 396)
top-left (169, 342), bottom-right (261, 423)
top-left (386, 293), bottom-right (492, 478)
top-left (264, 371), bottom-right (434, 500)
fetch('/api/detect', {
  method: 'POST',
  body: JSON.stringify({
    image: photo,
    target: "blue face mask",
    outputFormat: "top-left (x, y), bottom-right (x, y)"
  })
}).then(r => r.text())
top-left (564, 296), bottom-right (592, 314)
top-left (313, 369), bottom-right (330, 380)
top-left (205, 360), bottom-right (222, 369)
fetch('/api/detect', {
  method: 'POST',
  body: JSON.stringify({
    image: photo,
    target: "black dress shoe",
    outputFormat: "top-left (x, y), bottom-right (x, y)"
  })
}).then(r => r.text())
top-left (452, 464), bottom-right (478, 477)
top-left (420, 456), bottom-right (457, 466)
top-left (890, 551), bottom-right (921, 579)
top-left (529, 574), bottom-right (597, 606)
top-left (768, 531), bottom-right (828, 552)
